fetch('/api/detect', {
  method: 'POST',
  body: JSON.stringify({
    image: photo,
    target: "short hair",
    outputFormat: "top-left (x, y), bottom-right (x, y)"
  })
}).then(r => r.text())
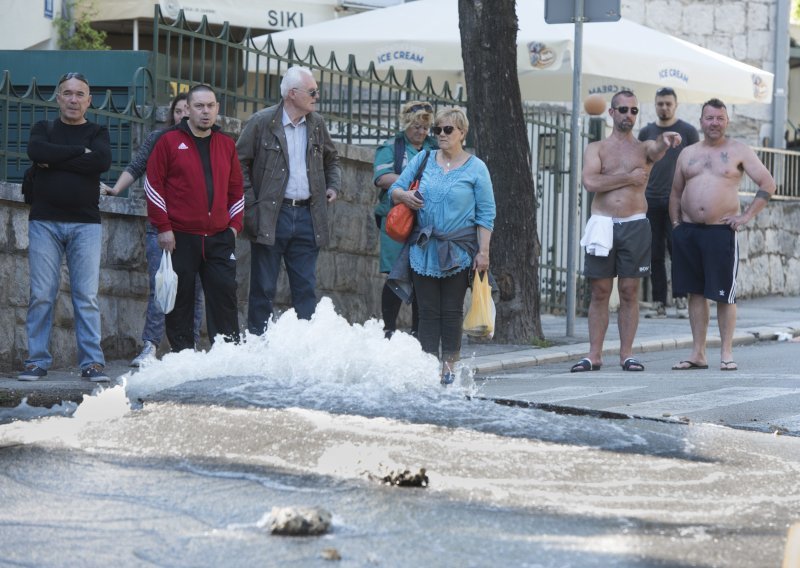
top-left (701, 98), bottom-right (727, 115)
top-left (280, 67), bottom-right (314, 98)
top-left (655, 87), bottom-right (677, 100)
top-left (434, 107), bottom-right (469, 135)
top-left (611, 90), bottom-right (636, 108)
top-left (187, 84), bottom-right (217, 104)
top-left (399, 101), bottom-right (433, 130)
top-left (57, 72), bottom-right (90, 90)
top-left (167, 92), bottom-right (189, 126)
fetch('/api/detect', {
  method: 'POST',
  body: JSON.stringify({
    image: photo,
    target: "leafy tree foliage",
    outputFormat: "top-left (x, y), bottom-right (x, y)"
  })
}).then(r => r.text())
top-left (55, 0), bottom-right (109, 51)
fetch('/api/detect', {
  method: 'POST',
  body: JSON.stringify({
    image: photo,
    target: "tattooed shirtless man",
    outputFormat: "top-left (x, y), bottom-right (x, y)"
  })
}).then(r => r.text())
top-left (669, 98), bottom-right (776, 372)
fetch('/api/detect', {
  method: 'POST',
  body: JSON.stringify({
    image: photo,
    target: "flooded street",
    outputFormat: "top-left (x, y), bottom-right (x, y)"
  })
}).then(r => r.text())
top-left (1, 302), bottom-right (798, 567)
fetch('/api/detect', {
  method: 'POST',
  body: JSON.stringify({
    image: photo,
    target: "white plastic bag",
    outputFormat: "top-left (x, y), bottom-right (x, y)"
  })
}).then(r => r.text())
top-left (154, 250), bottom-right (178, 314)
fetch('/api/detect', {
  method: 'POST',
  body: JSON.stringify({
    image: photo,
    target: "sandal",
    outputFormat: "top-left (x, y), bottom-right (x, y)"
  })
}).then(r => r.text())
top-left (570, 358), bottom-right (601, 373)
top-left (720, 360), bottom-right (738, 371)
top-left (621, 357), bottom-right (645, 372)
top-left (672, 360), bottom-right (708, 370)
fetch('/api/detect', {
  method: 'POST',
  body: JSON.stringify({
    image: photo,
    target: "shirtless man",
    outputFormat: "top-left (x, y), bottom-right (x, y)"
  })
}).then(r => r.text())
top-left (669, 98), bottom-right (775, 372)
top-left (570, 90), bottom-right (682, 373)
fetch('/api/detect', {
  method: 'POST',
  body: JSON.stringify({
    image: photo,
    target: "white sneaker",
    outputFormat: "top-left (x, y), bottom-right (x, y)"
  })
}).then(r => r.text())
top-left (674, 297), bottom-right (689, 319)
top-left (130, 341), bottom-right (158, 367)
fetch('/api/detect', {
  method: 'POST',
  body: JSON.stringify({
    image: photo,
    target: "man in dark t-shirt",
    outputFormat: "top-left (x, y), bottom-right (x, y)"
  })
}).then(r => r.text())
top-left (20, 72), bottom-right (112, 382)
top-left (638, 87), bottom-right (699, 319)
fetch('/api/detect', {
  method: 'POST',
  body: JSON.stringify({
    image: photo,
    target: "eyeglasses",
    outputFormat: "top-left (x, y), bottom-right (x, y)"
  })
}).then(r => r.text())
top-left (292, 87), bottom-right (320, 98)
top-left (432, 125), bottom-right (456, 136)
top-left (613, 106), bottom-right (639, 115)
top-left (405, 103), bottom-right (433, 114)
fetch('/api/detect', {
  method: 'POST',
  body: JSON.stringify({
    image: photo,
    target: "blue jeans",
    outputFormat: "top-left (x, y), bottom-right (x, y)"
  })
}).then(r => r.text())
top-left (143, 225), bottom-right (204, 345)
top-left (25, 220), bottom-right (104, 370)
top-left (248, 204), bottom-right (319, 334)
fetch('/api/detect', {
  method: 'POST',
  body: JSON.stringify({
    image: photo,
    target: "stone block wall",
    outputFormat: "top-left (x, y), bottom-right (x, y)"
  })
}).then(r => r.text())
top-left (622, 0), bottom-right (779, 144)
top-left (737, 196), bottom-right (800, 296)
top-left (0, 141), bottom-right (400, 372)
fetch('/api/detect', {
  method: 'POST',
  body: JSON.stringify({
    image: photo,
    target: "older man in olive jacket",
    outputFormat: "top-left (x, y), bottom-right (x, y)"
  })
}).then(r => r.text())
top-left (237, 66), bottom-right (342, 334)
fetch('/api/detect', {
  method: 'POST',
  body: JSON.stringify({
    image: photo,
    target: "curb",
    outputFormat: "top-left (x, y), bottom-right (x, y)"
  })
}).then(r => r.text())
top-left (469, 324), bottom-right (799, 375)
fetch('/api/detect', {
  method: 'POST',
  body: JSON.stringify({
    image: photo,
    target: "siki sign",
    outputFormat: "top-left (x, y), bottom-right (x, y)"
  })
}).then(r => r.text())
top-left (267, 10), bottom-right (305, 28)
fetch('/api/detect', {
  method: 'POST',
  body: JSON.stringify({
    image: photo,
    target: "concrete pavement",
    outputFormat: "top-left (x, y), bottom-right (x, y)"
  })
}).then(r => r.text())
top-left (3, 295), bottom-right (800, 433)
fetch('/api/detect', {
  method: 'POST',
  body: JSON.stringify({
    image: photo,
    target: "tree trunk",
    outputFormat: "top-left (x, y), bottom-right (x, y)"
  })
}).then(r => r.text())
top-left (458, 0), bottom-right (543, 342)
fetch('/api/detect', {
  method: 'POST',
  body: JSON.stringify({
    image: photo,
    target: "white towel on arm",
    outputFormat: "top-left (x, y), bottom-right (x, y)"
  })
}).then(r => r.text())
top-left (580, 215), bottom-right (613, 256)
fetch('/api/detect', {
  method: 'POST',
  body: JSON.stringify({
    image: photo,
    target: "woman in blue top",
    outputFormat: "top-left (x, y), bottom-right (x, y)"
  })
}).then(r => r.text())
top-left (388, 108), bottom-right (495, 385)
top-left (373, 101), bottom-right (437, 339)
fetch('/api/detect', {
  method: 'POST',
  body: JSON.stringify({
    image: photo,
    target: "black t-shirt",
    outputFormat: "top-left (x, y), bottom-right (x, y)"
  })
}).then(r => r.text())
top-left (27, 119), bottom-right (111, 223)
top-left (638, 119), bottom-right (699, 201)
top-left (192, 133), bottom-right (215, 212)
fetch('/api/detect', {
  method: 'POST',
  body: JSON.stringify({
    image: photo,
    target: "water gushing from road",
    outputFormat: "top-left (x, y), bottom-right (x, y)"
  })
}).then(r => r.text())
top-left (1, 299), bottom-right (798, 567)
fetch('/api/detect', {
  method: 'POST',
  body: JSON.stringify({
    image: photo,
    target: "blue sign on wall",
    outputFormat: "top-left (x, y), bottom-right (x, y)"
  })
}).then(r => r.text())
top-left (44, 0), bottom-right (54, 19)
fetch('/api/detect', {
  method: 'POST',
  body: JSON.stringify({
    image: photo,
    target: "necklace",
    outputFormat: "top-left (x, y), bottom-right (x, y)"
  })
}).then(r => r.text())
top-left (443, 152), bottom-right (465, 172)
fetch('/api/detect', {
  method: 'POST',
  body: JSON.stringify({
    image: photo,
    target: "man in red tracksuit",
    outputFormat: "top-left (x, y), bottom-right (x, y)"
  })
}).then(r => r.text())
top-left (145, 84), bottom-right (244, 352)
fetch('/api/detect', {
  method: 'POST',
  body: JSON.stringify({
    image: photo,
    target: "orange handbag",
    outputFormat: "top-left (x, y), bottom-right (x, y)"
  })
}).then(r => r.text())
top-left (385, 150), bottom-right (430, 242)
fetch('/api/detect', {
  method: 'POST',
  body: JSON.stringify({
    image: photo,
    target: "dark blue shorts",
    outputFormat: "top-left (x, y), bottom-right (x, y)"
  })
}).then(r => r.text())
top-left (672, 223), bottom-right (738, 304)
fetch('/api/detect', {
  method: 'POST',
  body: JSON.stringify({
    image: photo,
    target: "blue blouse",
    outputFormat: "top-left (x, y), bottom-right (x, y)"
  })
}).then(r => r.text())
top-left (388, 150), bottom-right (495, 277)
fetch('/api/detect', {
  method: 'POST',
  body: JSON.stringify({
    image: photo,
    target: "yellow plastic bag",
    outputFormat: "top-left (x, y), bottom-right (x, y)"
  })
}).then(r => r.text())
top-left (463, 271), bottom-right (495, 338)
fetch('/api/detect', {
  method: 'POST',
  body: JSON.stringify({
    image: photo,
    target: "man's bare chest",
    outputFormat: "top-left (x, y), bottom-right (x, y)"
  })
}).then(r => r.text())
top-left (684, 149), bottom-right (742, 180)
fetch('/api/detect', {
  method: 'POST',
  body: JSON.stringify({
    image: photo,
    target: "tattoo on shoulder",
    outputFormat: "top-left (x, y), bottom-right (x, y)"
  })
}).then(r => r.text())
top-left (687, 158), bottom-right (697, 166)
top-left (720, 152), bottom-right (729, 163)
top-left (755, 189), bottom-right (771, 201)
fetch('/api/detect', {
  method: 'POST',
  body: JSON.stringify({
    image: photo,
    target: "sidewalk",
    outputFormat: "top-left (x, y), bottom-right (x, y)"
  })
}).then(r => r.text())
top-left (465, 294), bottom-right (800, 374)
top-left (2, 295), bottom-right (800, 412)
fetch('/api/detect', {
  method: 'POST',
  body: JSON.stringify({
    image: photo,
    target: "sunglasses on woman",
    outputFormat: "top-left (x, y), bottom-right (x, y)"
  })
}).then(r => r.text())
top-left (432, 125), bottom-right (456, 136)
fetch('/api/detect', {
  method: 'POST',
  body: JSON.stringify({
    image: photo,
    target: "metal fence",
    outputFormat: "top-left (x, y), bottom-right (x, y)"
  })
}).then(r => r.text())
top-left (747, 147), bottom-right (800, 198)
top-left (149, 6), bottom-right (599, 313)
top-left (151, 6), bottom-right (465, 145)
top-left (0, 68), bottom-right (155, 185)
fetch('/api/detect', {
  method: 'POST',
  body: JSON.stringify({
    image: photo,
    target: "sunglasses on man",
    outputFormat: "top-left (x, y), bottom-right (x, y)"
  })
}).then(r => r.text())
top-left (292, 87), bottom-right (320, 98)
top-left (613, 106), bottom-right (639, 115)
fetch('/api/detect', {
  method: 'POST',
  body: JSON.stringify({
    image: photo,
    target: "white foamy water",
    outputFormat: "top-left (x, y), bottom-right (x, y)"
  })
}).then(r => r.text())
top-left (1, 298), bottom-right (798, 567)
top-left (124, 297), bottom-right (442, 401)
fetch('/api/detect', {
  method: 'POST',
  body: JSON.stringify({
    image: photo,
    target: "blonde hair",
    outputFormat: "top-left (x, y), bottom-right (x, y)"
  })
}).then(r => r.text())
top-left (399, 101), bottom-right (433, 130)
top-left (435, 107), bottom-right (469, 136)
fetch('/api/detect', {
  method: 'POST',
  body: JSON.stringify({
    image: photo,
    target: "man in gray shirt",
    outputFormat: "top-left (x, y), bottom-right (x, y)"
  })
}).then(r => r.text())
top-left (638, 87), bottom-right (699, 319)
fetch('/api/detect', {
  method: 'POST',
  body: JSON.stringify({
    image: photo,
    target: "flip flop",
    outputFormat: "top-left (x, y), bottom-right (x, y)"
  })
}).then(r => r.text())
top-left (672, 360), bottom-right (709, 370)
top-left (570, 358), bottom-right (601, 373)
top-left (621, 357), bottom-right (645, 372)
top-left (720, 360), bottom-right (738, 371)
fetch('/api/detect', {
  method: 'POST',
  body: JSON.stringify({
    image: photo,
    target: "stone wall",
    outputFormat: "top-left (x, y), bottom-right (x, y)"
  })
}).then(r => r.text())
top-left (737, 196), bottom-right (800, 296)
top-left (622, 0), bottom-right (778, 144)
top-left (0, 141), bottom-right (399, 372)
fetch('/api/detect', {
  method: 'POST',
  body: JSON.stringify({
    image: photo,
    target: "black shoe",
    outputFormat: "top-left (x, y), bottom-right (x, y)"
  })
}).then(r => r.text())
top-left (81, 363), bottom-right (110, 383)
top-left (384, 329), bottom-right (395, 339)
top-left (19, 364), bottom-right (47, 381)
